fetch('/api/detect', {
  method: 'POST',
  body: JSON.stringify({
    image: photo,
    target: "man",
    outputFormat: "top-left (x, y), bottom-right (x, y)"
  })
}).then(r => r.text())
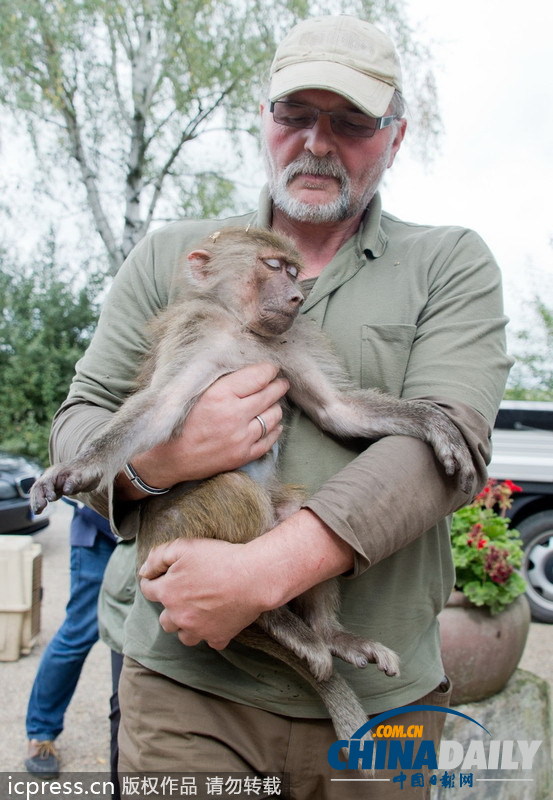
top-left (24, 503), bottom-right (116, 778)
top-left (50, 15), bottom-right (511, 798)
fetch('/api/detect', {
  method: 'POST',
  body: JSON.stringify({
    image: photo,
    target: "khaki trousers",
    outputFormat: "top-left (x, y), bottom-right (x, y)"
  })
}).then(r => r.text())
top-left (118, 656), bottom-right (452, 800)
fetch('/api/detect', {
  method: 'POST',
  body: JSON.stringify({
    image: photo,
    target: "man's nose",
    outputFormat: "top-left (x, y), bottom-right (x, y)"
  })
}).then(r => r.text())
top-left (303, 116), bottom-right (336, 158)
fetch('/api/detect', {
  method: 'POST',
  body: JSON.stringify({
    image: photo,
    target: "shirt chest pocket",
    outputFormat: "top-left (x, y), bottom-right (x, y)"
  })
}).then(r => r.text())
top-left (361, 324), bottom-right (417, 397)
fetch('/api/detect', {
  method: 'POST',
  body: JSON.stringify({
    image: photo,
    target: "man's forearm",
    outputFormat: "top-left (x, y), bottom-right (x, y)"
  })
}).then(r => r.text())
top-left (246, 508), bottom-right (355, 610)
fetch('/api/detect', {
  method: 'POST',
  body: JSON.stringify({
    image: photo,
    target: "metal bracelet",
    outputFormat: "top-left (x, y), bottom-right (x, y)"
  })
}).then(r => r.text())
top-left (124, 462), bottom-right (170, 495)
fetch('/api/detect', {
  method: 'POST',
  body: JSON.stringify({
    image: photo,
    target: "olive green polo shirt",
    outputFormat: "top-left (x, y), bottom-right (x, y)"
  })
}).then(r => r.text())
top-left (51, 189), bottom-right (512, 716)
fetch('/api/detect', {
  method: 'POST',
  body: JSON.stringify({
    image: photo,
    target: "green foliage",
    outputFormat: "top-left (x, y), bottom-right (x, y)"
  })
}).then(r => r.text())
top-left (0, 240), bottom-right (102, 463)
top-left (450, 480), bottom-right (527, 615)
top-left (177, 173), bottom-right (238, 222)
top-left (506, 299), bottom-right (553, 400)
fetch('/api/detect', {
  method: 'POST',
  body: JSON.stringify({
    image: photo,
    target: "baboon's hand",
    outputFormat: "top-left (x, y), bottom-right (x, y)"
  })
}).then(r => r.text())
top-left (421, 406), bottom-right (475, 493)
top-left (30, 462), bottom-right (102, 512)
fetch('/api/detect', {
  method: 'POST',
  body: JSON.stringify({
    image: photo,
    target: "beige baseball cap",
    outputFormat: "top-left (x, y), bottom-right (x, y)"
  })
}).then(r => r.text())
top-left (269, 16), bottom-right (402, 118)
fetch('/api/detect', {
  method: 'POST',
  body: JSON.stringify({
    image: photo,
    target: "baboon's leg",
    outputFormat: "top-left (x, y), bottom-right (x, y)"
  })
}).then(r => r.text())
top-left (256, 607), bottom-right (334, 683)
top-left (236, 624), bottom-right (369, 743)
top-left (137, 471), bottom-right (277, 564)
top-left (30, 340), bottom-right (242, 512)
top-left (293, 581), bottom-right (400, 677)
top-left (283, 347), bottom-right (474, 491)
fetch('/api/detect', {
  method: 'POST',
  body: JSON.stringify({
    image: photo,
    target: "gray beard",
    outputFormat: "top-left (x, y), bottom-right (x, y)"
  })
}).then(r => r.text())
top-left (263, 150), bottom-right (371, 224)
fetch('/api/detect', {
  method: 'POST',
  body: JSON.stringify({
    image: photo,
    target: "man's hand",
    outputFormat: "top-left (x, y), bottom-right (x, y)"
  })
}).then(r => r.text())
top-left (138, 510), bottom-right (355, 650)
top-left (139, 538), bottom-right (270, 650)
top-left (117, 362), bottom-right (289, 499)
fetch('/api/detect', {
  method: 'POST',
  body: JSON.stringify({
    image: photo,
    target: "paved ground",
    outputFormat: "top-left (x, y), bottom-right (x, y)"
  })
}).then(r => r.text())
top-left (0, 501), bottom-right (111, 774)
top-left (0, 500), bottom-right (552, 775)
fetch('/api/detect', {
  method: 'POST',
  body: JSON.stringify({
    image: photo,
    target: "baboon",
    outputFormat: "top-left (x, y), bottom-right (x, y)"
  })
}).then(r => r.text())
top-left (31, 227), bottom-right (474, 741)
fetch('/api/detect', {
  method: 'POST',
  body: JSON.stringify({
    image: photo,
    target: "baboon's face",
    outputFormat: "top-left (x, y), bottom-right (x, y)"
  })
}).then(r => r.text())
top-left (236, 249), bottom-right (304, 337)
top-left (186, 230), bottom-right (305, 338)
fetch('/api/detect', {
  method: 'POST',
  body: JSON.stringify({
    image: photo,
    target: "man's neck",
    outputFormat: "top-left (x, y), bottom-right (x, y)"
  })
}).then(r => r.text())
top-left (271, 209), bottom-right (364, 279)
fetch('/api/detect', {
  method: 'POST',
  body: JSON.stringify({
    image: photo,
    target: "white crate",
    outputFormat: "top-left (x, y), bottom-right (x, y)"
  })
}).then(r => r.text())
top-left (0, 536), bottom-right (42, 661)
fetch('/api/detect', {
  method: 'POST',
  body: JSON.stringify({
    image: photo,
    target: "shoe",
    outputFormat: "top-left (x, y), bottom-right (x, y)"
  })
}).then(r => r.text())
top-left (25, 739), bottom-right (60, 778)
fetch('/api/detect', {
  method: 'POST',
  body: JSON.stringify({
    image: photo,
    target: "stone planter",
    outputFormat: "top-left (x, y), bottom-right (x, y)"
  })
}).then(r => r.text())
top-left (438, 590), bottom-right (531, 705)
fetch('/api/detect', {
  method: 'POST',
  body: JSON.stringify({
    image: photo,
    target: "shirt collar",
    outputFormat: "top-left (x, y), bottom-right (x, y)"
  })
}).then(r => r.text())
top-left (252, 186), bottom-right (387, 260)
top-left (359, 192), bottom-right (388, 258)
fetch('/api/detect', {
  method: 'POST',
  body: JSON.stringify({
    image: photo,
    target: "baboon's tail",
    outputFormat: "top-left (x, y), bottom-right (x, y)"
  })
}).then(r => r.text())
top-left (235, 626), bottom-right (368, 742)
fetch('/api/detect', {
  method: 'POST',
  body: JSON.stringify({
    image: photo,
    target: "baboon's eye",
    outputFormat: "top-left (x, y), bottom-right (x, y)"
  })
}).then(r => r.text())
top-left (286, 264), bottom-right (299, 279)
top-left (262, 257), bottom-right (299, 279)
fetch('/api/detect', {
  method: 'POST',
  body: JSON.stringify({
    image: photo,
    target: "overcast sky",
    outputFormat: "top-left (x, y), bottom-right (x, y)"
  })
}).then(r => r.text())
top-left (384, 0), bottom-right (553, 336)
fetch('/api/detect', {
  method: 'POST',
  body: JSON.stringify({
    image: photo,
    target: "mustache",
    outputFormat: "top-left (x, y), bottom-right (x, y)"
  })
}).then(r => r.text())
top-left (282, 155), bottom-right (348, 186)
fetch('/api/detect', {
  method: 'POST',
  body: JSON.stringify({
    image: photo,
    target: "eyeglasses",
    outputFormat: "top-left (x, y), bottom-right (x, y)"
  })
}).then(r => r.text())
top-left (269, 101), bottom-right (397, 139)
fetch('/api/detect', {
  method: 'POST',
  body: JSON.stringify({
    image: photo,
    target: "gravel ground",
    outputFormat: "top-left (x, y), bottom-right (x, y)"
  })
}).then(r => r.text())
top-left (0, 499), bottom-right (551, 776)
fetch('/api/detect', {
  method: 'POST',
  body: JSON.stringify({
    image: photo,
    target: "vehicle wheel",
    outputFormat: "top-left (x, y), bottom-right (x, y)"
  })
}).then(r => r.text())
top-left (518, 510), bottom-right (553, 623)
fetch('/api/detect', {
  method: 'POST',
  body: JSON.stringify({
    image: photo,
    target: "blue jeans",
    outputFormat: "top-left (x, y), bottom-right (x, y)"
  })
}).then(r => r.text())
top-left (26, 533), bottom-right (116, 740)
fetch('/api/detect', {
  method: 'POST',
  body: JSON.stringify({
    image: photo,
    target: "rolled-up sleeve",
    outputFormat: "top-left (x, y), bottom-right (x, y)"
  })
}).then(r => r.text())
top-left (305, 399), bottom-right (492, 575)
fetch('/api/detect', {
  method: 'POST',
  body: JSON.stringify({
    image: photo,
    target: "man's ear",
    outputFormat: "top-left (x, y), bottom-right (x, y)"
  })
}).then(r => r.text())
top-left (186, 249), bottom-right (212, 283)
top-left (386, 118), bottom-right (407, 169)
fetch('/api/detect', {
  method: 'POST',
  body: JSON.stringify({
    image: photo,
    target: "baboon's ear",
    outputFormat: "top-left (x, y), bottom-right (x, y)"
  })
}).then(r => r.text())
top-left (187, 249), bottom-right (213, 283)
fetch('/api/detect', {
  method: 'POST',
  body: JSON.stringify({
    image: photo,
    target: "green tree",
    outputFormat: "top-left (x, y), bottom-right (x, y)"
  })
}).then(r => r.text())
top-left (0, 240), bottom-right (102, 462)
top-left (0, 0), bottom-right (438, 275)
top-left (506, 300), bottom-right (553, 400)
